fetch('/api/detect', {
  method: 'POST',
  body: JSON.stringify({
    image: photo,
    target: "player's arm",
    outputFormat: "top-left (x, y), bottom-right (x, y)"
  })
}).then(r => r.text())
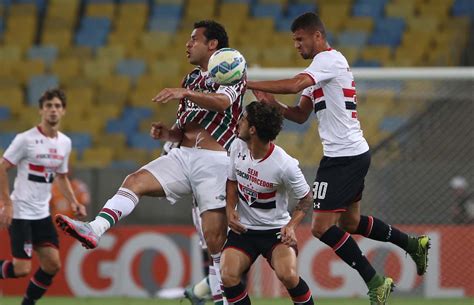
top-left (281, 191), bottom-right (312, 247)
top-left (0, 158), bottom-right (14, 227)
top-left (226, 179), bottom-right (247, 234)
top-left (247, 74), bottom-right (314, 94)
top-left (150, 122), bottom-right (184, 143)
top-left (153, 88), bottom-right (231, 113)
top-left (55, 174), bottom-right (87, 218)
top-left (253, 91), bottom-right (313, 124)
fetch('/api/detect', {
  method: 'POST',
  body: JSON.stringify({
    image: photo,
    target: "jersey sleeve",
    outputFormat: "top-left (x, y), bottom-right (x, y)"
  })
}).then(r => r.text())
top-left (216, 78), bottom-right (246, 106)
top-left (282, 158), bottom-right (310, 199)
top-left (57, 139), bottom-right (71, 174)
top-left (227, 140), bottom-right (238, 181)
top-left (3, 133), bottom-right (27, 165)
top-left (302, 55), bottom-right (337, 84)
top-left (301, 86), bottom-right (313, 99)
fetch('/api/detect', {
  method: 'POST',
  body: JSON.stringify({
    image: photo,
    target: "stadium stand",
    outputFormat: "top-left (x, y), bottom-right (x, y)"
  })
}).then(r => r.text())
top-left (0, 0), bottom-right (471, 167)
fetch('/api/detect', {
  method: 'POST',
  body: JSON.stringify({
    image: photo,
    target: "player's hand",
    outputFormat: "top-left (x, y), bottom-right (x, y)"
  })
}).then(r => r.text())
top-left (152, 88), bottom-right (188, 104)
top-left (150, 122), bottom-right (170, 141)
top-left (280, 224), bottom-right (297, 247)
top-left (252, 90), bottom-right (278, 106)
top-left (0, 203), bottom-right (13, 228)
top-left (227, 209), bottom-right (247, 234)
top-left (71, 202), bottom-right (87, 218)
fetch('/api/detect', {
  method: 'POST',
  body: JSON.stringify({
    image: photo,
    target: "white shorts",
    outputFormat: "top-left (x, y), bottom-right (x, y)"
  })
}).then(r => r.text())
top-left (141, 147), bottom-right (228, 213)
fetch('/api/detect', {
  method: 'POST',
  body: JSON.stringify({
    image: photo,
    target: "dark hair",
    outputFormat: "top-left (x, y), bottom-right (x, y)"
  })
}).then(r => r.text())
top-left (291, 12), bottom-right (326, 38)
top-left (194, 20), bottom-right (229, 49)
top-left (39, 88), bottom-right (67, 108)
top-left (245, 101), bottom-right (283, 142)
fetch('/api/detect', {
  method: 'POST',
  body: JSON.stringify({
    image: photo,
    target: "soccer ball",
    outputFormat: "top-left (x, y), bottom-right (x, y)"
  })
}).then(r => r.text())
top-left (208, 48), bottom-right (246, 85)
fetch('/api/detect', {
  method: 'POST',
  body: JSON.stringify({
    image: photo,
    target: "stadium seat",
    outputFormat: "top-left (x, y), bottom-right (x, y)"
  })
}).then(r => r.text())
top-left (0, 132), bottom-right (16, 150)
top-left (338, 30), bottom-right (369, 47)
top-left (252, 3), bottom-right (282, 19)
top-left (27, 45), bottom-right (58, 67)
top-left (128, 132), bottom-right (161, 150)
top-left (27, 74), bottom-right (59, 106)
top-left (116, 59), bottom-right (147, 81)
top-left (66, 132), bottom-right (92, 154)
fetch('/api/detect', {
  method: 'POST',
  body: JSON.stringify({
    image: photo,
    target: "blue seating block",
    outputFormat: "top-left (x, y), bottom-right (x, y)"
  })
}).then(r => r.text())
top-left (128, 132), bottom-right (161, 150)
top-left (0, 132), bottom-right (16, 149)
top-left (151, 4), bottom-right (182, 19)
top-left (252, 3), bottom-right (282, 18)
top-left (66, 132), bottom-right (92, 153)
top-left (0, 106), bottom-right (10, 120)
top-left (287, 4), bottom-right (317, 18)
top-left (338, 31), bottom-right (369, 47)
top-left (116, 59), bottom-right (146, 80)
top-left (27, 75), bottom-right (59, 106)
top-left (27, 45), bottom-right (58, 67)
top-left (379, 116), bottom-right (408, 132)
top-left (75, 17), bottom-right (111, 48)
top-left (353, 59), bottom-right (381, 67)
top-left (452, 0), bottom-right (474, 16)
top-left (148, 17), bottom-right (180, 32)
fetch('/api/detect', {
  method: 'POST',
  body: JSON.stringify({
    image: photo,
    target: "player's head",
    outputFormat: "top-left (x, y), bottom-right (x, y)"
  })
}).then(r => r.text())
top-left (187, 20), bottom-right (229, 68)
top-left (291, 12), bottom-right (327, 59)
top-left (238, 101), bottom-right (283, 143)
top-left (38, 88), bottom-right (67, 126)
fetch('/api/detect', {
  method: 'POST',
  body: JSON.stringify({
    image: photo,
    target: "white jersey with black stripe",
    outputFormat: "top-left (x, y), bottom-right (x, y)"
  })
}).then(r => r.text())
top-left (228, 139), bottom-right (310, 230)
top-left (301, 48), bottom-right (369, 157)
top-left (2, 126), bottom-right (71, 220)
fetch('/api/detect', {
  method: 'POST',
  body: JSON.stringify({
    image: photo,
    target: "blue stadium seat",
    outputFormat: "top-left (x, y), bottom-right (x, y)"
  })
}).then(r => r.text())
top-left (0, 17), bottom-right (4, 40)
top-left (222, 0), bottom-right (251, 3)
top-left (338, 31), bottom-right (369, 47)
top-left (0, 0), bottom-right (12, 7)
top-left (379, 116), bottom-right (408, 132)
top-left (15, 0), bottom-right (47, 12)
top-left (106, 117), bottom-right (138, 135)
top-left (452, 0), bottom-right (474, 16)
top-left (116, 59), bottom-right (146, 80)
top-left (369, 18), bottom-right (405, 47)
top-left (0, 106), bottom-right (10, 120)
top-left (0, 132), bottom-right (16, 150)
top-left (27, 75), bottom-right (59, 106)
top-left (124, 106), bottom-right (153, 120)
top-left (276, 17), bottom-right (293, 32)
top-left (84, 0), bottom-right (114, 3)
top-left (287, 4), bottom-right (316, 18)
top-left (353, 59), bottom-right (381, 67)
top-left (66, 132), bottom-right (92, 154)
top-left (151, 4), bottom-right (182, 19)
top-left (128, 132), bottom-right (161, 150)
top-left (119, 0), bottom-right (147, 3)
top-left (252, 3), bottom-right (282, 19)
top-left (352, 2), bottom-right (385, 18)
top-left (75, 17), bottom-right (111, 48)
top-left (148, 17), bottom-right (181, 33)
top-left (27, 45), bottom-right (58, 67)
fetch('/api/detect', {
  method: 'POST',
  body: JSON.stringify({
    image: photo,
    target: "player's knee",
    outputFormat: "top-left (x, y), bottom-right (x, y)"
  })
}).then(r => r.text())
top-left (13, 263), bottom-right (31, 277)
top-left (203, 229), bottom-right (225, 252)
top-left (276, 269), bottom-right (299, 288)
top-left (311, 223), bottom-right (328, 239)
top-left (220, 267), bottom-right (240, 287)
top-left (42, 259), bottom-right (61, 275)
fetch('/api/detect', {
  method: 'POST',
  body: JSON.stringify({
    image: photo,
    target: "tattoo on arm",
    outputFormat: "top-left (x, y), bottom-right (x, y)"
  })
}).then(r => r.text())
top-left (293, 193), bottom-right (312, 215)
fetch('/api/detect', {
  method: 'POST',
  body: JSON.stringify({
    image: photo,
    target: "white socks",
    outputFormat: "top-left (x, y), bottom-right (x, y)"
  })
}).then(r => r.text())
top-left (89, 187), bottom-right (139, 236)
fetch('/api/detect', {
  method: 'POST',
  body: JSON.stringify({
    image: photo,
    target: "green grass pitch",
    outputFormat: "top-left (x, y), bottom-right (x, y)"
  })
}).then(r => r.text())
top-left (0, 298), bottom-right (472, 305)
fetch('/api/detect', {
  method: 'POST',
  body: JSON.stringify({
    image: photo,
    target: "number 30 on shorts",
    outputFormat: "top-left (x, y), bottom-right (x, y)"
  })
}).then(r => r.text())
top-left (313, 181), bottom-right (328, 200)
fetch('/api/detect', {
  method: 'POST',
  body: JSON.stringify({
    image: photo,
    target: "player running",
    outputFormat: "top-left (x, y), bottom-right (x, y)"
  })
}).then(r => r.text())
top-left (249, 12), bottom-right (430, 305)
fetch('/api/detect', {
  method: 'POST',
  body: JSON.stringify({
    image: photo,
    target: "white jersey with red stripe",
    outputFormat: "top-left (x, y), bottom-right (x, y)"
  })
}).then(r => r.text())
top-left (228, 139), bottom-right (310, 230)
top-left (2, 126), bottom-right (71, 220)
top-left (301, 48), bottom-right (369, 157)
